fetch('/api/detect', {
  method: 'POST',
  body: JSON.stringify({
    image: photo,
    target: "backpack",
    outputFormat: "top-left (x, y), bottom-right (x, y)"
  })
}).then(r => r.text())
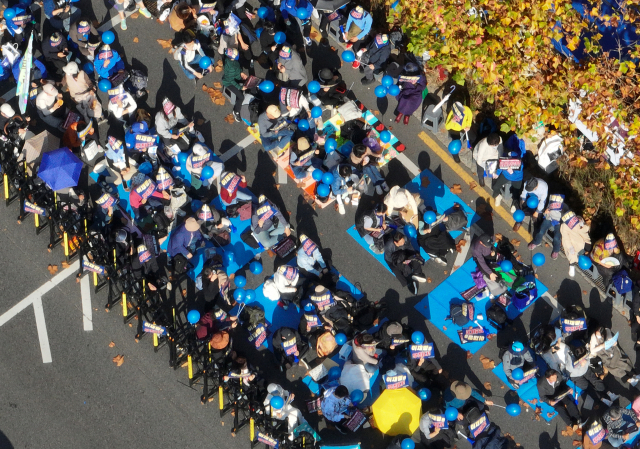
top-left (127, 69), bottom-right (148, 98)
top-left (450, 301), bottom-right (472, 326)
top-left (486, 304), bottom-right (507, 329)
top-left (248, 100), bottom-right (261, 124)
top-left (173, 253), bottom-right (189, 275)
top-left (242, 305), bottom-right (266, 327)
top-left (241, 228), bottom-right (261, 249)
top-left (611, 269), bottom-right (633, 294)
top-left (444, 208), bottom-right (468, 232)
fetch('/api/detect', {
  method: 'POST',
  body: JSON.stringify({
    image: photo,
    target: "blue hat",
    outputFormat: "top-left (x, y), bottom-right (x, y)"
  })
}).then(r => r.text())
top-left (303, 302), bottom-right (315, 312)
top-left (512, 341), bottom-right (524, 353)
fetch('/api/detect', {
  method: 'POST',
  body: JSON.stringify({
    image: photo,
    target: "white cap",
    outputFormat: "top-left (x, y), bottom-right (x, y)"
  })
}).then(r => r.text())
top-left (262, 279), bottom-right (281, 301)
top-left (63, 61), bottom-right (79, 75)
top-left (192, 143), bottom-right (207, 156)
top-left (0, 103), bottom-right (15, 117)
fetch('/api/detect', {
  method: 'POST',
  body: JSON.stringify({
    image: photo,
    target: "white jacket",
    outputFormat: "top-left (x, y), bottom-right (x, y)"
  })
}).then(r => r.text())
top-left (472, 136), bottom-right (502, 170)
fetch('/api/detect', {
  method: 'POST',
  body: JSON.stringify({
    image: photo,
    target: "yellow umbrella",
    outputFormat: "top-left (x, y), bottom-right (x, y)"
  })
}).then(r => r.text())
top-left (371, 388), bottom-right (422, 436)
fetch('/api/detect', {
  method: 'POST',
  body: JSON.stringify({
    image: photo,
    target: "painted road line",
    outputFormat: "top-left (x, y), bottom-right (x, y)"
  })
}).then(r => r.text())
top-left (395, 152), bottom-right (421, 177)
top-left (2, 88), bottom-right (17, 101)
top-left (220, 134), bottom-right (257, 162)
top-left (80, 275), bottom-right (93, 331)
top-left (97, 10), bottom-right (137, 32)
top-left (452, 230), bottom-right (472, 273)
top-left (417, 131), bottom-right (532, 241)
top-left (541, 291), bottom-right (563, 322)
top-left (277, 165), bottom-right (288, 185)
top-left (32, 296), bottom-right (52, 363)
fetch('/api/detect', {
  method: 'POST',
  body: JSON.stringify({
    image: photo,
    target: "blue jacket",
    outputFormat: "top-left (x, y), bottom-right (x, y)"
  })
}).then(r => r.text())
top-left (168, 223), bottom-right (203, 258)
top-left (344, 11), bottom-right (372, 41)
top-left (497, 135), bottom-right (525, 182)
top-left (297, 246), bottom-right (326, 272)
top-left (280, 0), bottom-right (312, 21)
top-left (6, 5), bottom-right (32, 36)
top-left (94, 51), bottom-right (124, 79)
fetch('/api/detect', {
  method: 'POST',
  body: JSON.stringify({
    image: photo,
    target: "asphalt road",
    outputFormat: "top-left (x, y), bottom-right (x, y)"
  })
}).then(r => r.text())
top-left (0, 1), bottom-right (638, 449)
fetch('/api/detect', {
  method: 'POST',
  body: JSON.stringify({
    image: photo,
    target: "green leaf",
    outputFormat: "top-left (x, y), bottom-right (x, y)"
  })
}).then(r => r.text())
top-left (500, 123), bottom-right (511, 133)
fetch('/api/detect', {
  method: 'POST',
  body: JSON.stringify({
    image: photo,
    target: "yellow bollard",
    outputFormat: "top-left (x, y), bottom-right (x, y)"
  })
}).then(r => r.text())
top-left (219, 386), bottom-right (224, 410)
top-left (153, 333), bottom-right (158, 347)
top-left (63, 232), bottom-right (69, 257)
top-left (188, 355), bottom-right (193, 379)
top-left (113, 249), bottom-right (116, 269)
top-left (34, 213), bottom-right (39, 228)
top-left (4, 174), bottom-right (9, 200)
top-left (250, 418), bottom-right (255, 441)
top-left (122, 293), bottom-right (127, 317)
top-left (93, 272), bottom-right (98, 286)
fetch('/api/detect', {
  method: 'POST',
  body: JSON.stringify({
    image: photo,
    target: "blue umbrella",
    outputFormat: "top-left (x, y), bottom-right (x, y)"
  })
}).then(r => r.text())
top-left (38, 147), bottom-right (84, 191)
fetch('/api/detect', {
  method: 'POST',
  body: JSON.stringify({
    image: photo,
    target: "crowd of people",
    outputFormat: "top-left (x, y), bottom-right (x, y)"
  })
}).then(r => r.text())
top-left (1, 0), bottom-right (639, 448)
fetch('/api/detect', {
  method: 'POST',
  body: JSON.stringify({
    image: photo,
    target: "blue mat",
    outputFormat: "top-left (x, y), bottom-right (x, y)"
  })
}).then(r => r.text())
top-left (89, 171), bottom-right (134, 216)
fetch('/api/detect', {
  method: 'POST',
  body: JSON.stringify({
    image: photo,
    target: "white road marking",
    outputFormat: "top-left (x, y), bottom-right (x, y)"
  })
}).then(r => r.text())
top-left (541, 291), bottom-right (563, 321)
top-left (452, 230), bottom-right (471, 272)
top-left (32, 297), bottom-right (52, 363)
top-left (2, 88), bottom-right (16, 101)
top-left (277, 165), bottom-right (288, 185)
top-left (81, 275), bottom-right (93, 331)
top-left (97, 10), bottom-right (137, 32)
top-left (220, 135), bottom-right (257, 162)
top-left (395, 152), bottom-right (421, 177)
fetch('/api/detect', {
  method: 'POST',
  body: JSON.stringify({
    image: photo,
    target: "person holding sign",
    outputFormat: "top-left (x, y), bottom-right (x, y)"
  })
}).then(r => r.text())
top-left (564, 346), bottom-right (611, 404)
top-left (528, 194), bottom-right (569, 260)
top-left (406, 340), bottom-right (442, 385)
top-left (537, 369), bottom-right (582, 432)
top-left (502, 341), bottom-right (535, 389)
top-left (589, 326), bottom-right (639, 386)
top-left (272, 327), bottom-right (306, 370)
top-left (603, 406), bottom-right (640, 447)
top-left (250, 194), bottom-right (291, 249)
top-left (320, 385), bottom-right (354, 434)
top-left (419, 408), bottom-right (455, 449)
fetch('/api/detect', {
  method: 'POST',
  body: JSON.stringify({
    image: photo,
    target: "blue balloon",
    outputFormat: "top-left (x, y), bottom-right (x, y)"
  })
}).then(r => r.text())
top-left (317, 183), bottom-right (330, 197)
top-left (341, 50), bottom-right (355, 62)
top-left (98, 79), bottom-right (112, 92)
top-left (513, 209), bottom-right (525, 223)
top-left (187, 310), bottom-right (200, 324)
top-left (198, 56), bottom-right (212, 70)
top-left (388, 84), bottom-right (401, 96)
top-left (506, 403), bottom-right (522, 417)
top-left (374, 86), bottom-right (387, 98)
top-left (325, 138), bottom-right (337, 152)
top-left (404, 224), bottom-right (417, 238)
top-left (3, 8), bottom-right (15, 19)
top-left (257, 6), bottom-right (268, 18)
top-left (201, 165), bottom-right (214, 180)
top-left (102, 30), bottom-right (115, 44)
top-left (328, 366), bottom-right (341, 381)
top-left (445, 406), bottom-right (459, 421)
top-left (298, 119), bottom-right (309, 131)
top-left (191, 200), bottom-right (203, 212)
top-left (312, 169), bottom-right (324, 182)
top-left (411, 331), bottom-right (425, 344)
top-left (250, 261), bottom-right (263, 274)
top-left (308, 80), bottom-right (321, 94)
top-left (335, 333), bottom-right (347, 345)
top-left (448, 139), bottom-right (462, 155)
top-left (233, 289), bottom-right (245, 302)
top-left (350, 389), bottom-right (364, 404)
top-left (401, 439), bottom-right (415, 449)
top-left (178, 152), bottom-right (189, 165)
top-left (424, 211), bottom-right (437, 224)
top-left (311, 106), bottom-right (322, 118)
top-left (245, 289), bottom-right (256, 301)
top-left (138, 161), bottom-right (153, 175)
top-left (274, 31), bottom-right (286, 44)
top-left (259, 80), bottom-right (274, 93)
top-left (526, 194), bottom-right (539, 210)
top-left (532, 252), bottom-right (546, 266)
top-left (381, 75), bottom-right (394, 88)
top-left (512, 367), bottom-right (524, 380)
top-left (235, 275), bottom-right (246, 287)
top-left (270, 396), bottom-right (284, 409)
top-left (500, 260), bottom-right (513, 272)
top-left (296, 7), bottom-right (310, 19)
top-left (418, 388), bottom-right (431, 401)
top-left (83, 62), bottom-right (94, 74)
top-left (226, 251), bottom-right (235, 262)
top-left (379, 130), bottom-right (391, 143)
top-left (321, 172), bottom-right (334, 185)
top-left (578, 255), bottom-right (592, 270)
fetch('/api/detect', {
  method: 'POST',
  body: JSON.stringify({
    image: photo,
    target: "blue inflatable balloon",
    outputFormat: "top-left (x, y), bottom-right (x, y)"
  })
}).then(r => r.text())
top-left (500, 260), bottom-right (513, 272)
top-left (374, 85), bottom-right (387, 98)
top-left (388, 84), bottom-right (401, 96)
top-left (250, 261), bottom-right (263, 274)
top-left (178, 152), bottom-right (189, 165)
top-left (201, 165), bottom-right (214, 180)
top-left (83, 62), bottom-right (94, 74)
top-left (233, 289), bottom-right (245, 302)
top-left (335, 333), bottom-right (347, 345)
top-left (296, 7), bottom-right (310, 19)
top-left (198, 56), bottom-right (212, 70)
top-left (245, 289), bottom-right (256, 302)
top-left (308, 80), bottom-right (321, 94)
top-left (418, 388), bottom-right (432, 401)
top-left (526, 195), bottom-right (539, 210)
top-left (404, 224), bottom-right (417, 238)
top-left (448, 139), bottom-right (462, 155)
top-left (532, 252), bottom-right (546, 266)
top-left (381, 75), bottom-right (394, 88)
top-left (191, 200), bottom-right (203, 212)
top-left (3, 8), bottom-right (15, 19)
top-left (270, 396), bottom-right (284, 409)
top-left (379, 130), bottom-right (391, 143)
top-left (317, 183), bottom-right (331, 197)
top-left (187, 310), bottom-right (200, 324)
top-left (512, 367), bottom-right (524, 380)
top-left (506, 403), bottom-right (522, 417)
top-left (578, 255), bottom-right (592, 270)
top-left (513, 209), bottom-right (525, 223)
top-left (98, 79), bottom-right (112, 92)
top-left (401, 439), bottom-right (415, 449)
top-left (321, 172), bottom-right (334, 185)
top-left (257, 6), bottom-right (268, 18)
top-left (424, 210), bottom-right (437, 224)
top-left (350, 389), bottom-right (364, 405)
top-left (226, 251), bottom-right (235, 262)
top-left (298, 119), bottom-right (309, 131)
top-left (312, 169), bottom-right (324, 182)
top-left (311, 106), bottom-right (322, 119)
top-left (411, 331), bottom-right (425, 344)
top-left (325, 138), bottom-right (337, 152)
top-left (445, 406), bottom-right (459, 421)
top-left (328, 366), bottom-right (341, 381)
top-left (235, 275), bottom-right (247, 288)
top-left (341, 50), bottom-right (355, 62)
top-left (259, 80), bottom-right (274, 93)
top-left (274, 31), bottom-right (286, 44)
top-left (102, 30), bottom-right (115, 44)
top-left (138, 161), bottom-right (153, 175)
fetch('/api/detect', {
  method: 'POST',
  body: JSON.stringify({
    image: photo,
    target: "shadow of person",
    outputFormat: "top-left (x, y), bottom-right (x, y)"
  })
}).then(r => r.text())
top-left (0, 429), bottom-right (13, 449)
top-left (155, 59), bottom-right (180, 113)
top-left (250, 150), bottom-right (286, 220)
top-left (295, 194), bottom-right (319, 242)
top-left (387, 412), bottom-right (415, 438)
top-left (473, 196), bottom-right (495, 236)
top-left (308, 40), bottom-right (342, 75)
top-left (439, 342), bottom-right (490, 396)
top-left (539, 428), bottom-right (562, 449)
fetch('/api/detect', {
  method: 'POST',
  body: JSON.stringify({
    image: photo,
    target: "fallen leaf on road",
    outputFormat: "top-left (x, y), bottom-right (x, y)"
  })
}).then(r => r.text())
top-left (500, 385), bottom-right (505, 389)
top-left (224, 114), bottom-right (235, 124)
top-left (547, 412), bottom-right (555, 418)
top-left (466, 351), bottom-right (473, 359)
top-left (442, 326), bottom-right (447, 331)
top-left (133, 37), bottom-right (139, 43)
top-left (48, 264), bottom-right (58, 275)
top-left (469, 181), bottom-right (478, 190)
top-left (427, 278), bottom-right (432, 283)
top-left (451, 184), bottom-right (462, 194)
top-left (157, 38), bottom-right (172, 50)
top-left (214, 82), bottom-right (223, 89)
top-left (443, 270), bottom-right (448, 274)
top-left (130, 12), bottom-right (139, 19)
top-left (421, 177), bottom-right (431, 188)
top-left (452, 265), bottom-right (460, 271)
top-left (582, 290), bottom-right (587, 294)
top-left (112, 355), bottom-right (124, 366)
top-left (545, 242), bottom-right (550, 247)
top-left (572, 441), bottom-right (581, 447)
top-left (479, 355), bottom-right (495, 369)
top-left (61, 261), bottom-right (70, 268)
top-left (108, 341), bottom-right (115, 348)
top-left (511, 239), bottom-right (521, 246)
top-left (484, 382), bottom-right (491, 390)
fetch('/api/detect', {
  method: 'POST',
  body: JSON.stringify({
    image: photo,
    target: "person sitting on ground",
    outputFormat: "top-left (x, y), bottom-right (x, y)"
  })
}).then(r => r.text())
top-left (419, 408), bottom-right (456, 449)
top-left (42, 32), bottom-right (70, 80)
top-left (155, 98), bottom-right (195, 151)
top-left (384, 232), bottom-right (426, 295)
top-left (359, 34), bottom-right (390, 86)
top-left (417, 213), bottom-right (456, 266)
top-left (537, 369), bottom-right (582, 433)
top-left (564, 345), bottom-right (611, 404)
top-left (43, 0), bottom-right (82, 32)
top-left (168, 216), bottom-right (204, 262)
top-left (93, 44), bottom-right (125, 80)
top-left (383, 185), bottom-right (424, 228)
top-left (502, 341), bottom-right (535, 389)
top-left (394, 62), bottom-right (427, 125)
top-left (251, 195), bottom-right (291, 249)
top-left (444, 380), bottom-right (493, 414)
top-left (201, 264), bottom-right (236, 320)
top-left (279, 87), bottom-right (312, 121)
top-left (528, 193), bottom-right (569, 260)
top-left (299, 302), bottom-right (328, 338)
top-left (375, 321), bottom-right (410, 356)
top-left (316, 68), bottom-right (348, 107)
top-left (471, 233), bottom-right (507, 297)
top-left (221, 48), bottom-right (246, 122)
top-left (198, 204), bottom-right (232, 245)
top-left (263, 383), bottom-right (306, 441)
top-left (263, 265), bottom-right (302, 310)
top-left (472, 132), bottom-right (502, 188)
top-left (69, 19), bottom-right (100, 60)
top-left (258, 105), bottom-right (295, 152)
top-left (296, 234), bottom-right (327, 278)
top-left (167, 2), bottom-right (198, 31)
top-left (514, 177), bottom-right (548, 231)
top-left (559, 211), bottom-right (591, 277)
top-left (320, 385), bottom-right (354, 433)
top-left (219, 171), bottom-right (252, 209)
top-left (289, 137), bottom-right (320, 182)
top-left (355, 205), bottom-right (387, 254)
top-left (342, 6), bottom-right (372, 53)
top-left (277, 45), bottom-right (308, 87)
top-left (106, 84), bottom-right (137, 122)
top-left (603, 405), bottom-right (640, 448)
top-left (331, 164), bottom-right (360, 214)
top-left (173, 29), bottom-right (213, 80)
top-left (62, 62), bottom-right (104, 123)
top-left (590, 233), bottom-right (626, 288)
top-left (589, 326), bottom-right (639, 387)
top-left (272, 327), bottom-right (306, 370)
top-left (352, 332), bottom-right (380, 374)
top-left (349, 144), bottom-right (388, 195)
top-left (406, 343), bottom-right (442, 386)
top-left (128, 172), bottom-right (171, 220)
top-left (35, 83), bottom-right (65, 129)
